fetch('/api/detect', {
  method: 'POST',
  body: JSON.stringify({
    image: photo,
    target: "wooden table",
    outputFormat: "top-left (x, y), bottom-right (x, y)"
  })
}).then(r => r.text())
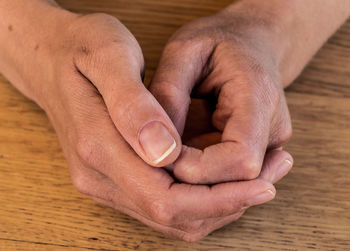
top-left (1, 1), bottom-right (349, 250)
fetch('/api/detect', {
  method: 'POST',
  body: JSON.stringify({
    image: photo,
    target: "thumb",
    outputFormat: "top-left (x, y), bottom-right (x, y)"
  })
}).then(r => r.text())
top-left (74, 43), bottom-right (181, 167)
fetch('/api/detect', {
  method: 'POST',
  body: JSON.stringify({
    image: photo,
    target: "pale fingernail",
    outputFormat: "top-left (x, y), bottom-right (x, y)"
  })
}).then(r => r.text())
top-left (273, 159), bottom-right (293, 182)
top-left (139, 121), bottom-right (176, 165)
top-left (245, 189), bottom-right (275, 207)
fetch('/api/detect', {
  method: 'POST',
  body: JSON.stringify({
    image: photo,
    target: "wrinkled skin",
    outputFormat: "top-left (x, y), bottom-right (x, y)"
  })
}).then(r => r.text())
top-left (1, 0), bottom-right (349, 242)
top-left (5, 12), bottom-right (292, 241)
top-left (150, 9), bottom-right (293, 185)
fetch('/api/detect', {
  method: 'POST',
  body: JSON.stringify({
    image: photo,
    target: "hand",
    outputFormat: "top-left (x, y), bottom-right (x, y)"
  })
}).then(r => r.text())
top-left (150, 7), bottom-right (293, 184)
top-left (0, 3), bottom-right (293, 241)
top-left (2, 8), bottom-right (182, 168)
top-left (41, 13), bottom-right (289, 242)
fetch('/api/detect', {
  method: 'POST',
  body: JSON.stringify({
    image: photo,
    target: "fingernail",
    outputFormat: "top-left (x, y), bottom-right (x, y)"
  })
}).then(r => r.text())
top-left (139, 121), bottom-right (176, 165)
top-left (273, 159), bottom-right (293, 182)
top-left (245, 189), bottom-right (275, 207)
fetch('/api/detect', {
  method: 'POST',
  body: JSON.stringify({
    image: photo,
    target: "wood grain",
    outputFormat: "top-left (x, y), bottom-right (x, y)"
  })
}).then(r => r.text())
top-left (1, 0), bottom-right (349, 250)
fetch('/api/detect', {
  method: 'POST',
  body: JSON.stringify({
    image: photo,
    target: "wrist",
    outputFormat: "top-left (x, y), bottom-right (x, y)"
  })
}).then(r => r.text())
top-left (221, 1), bottom-right (299, 88)
top-left (0, 1), bottom-right (78, 105)
top-left (224, 0), bottom-right (350, 88)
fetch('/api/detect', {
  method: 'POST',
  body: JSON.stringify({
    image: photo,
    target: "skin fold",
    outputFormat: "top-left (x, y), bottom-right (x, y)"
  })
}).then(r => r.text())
top-left (150, 0), bottom-right (350, 184)
top-left (0, 0), bottom-right (349, 242)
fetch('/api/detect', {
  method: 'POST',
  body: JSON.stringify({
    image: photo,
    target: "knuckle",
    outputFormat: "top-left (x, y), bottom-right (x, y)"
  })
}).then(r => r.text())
top-left (148, 200), bottom-right (175, 226)
top-left (281, 121), bottom-right (293, 143)
top-left (173, 148), bottom-right (208, 184)
top-left (71, 171), bottom-right (90, 195)
top-left (74, 41), bottom-right (122, 70)
top-left (72, 13), bottom-right (123, 38)
top-left (163, 37), bottom-right (210, 62)
top-left (280, 129), bottom-right (292, 145)
top-left (75, 137), bottom-right (100, 168)
top-left (273, 115), bottom-right (293, 146)
top-left (174, 166), bottom-right (202, 185)
top-left (71, 14), bottom-right (142, 70)
top-left (240, 153), bottom-right (262, 180)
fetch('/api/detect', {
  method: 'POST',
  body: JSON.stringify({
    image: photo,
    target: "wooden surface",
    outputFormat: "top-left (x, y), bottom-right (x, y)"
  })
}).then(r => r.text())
top-left (1, 1), bottom-right (350, 250)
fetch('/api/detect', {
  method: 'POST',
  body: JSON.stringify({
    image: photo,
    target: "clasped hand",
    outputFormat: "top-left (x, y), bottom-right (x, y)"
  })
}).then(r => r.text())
top-left (20, 11), bottom-right (293, 242)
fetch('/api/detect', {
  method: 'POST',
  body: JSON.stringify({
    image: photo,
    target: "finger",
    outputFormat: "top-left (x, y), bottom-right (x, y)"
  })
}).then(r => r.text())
top-left (180, 149), bottom-right (292, 220)
top-left (204, 210), bottom-right (245, 234)
top-left (174, 85), bottom-right (273, 184)
top-left (83, 150), bottom-right (291, 243)
top-left (190, 210), bottom-right (245, 241)
top-left (58, 73), bottom-right (188, 238)
top-left (173, 136), bottom-right (293, 186)
top-left (170, 209), bottom-right (245, 242)
top-left (84, 169), bottom-right (245, 243)
top-left (168, 149), bottom-right (293, 222)
top-left (72, 167), bottom-right (192, 241)
top-left (55, 71), bottom-right (145, 181)
top-left (187, 43), bottom-right (293, 183)
top-left (171, 43), bottom-right (286, 183)
top-left (155, 178), bottom-right (275, 225)
top-left (259, 149), bottom-right (293, 184)
top-left (59, 72), bottom-right (254, 241)
top-left (74, 36), bottom-right (181, 167)
top-left (150, 40), bottom-right (277, 182)
top-left (59, 74), bottom-right (274, 231)
top-left (80, 116), bottom-right (275, 227)
top-left (69, 161), bottom-right (120, 206)
top-left (169, 149), bottom-right (293, 238)
top-left (149, 41), bottom-right (215, 134)
top-left (89, 150), bottom-right (293, 242)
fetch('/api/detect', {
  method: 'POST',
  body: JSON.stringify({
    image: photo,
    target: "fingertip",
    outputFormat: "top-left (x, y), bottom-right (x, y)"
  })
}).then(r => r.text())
top-left (138, 120), bottom-right (182, 167)
top-left (172, 146), bottom-right (204, 184)
top-left (151, 137), bottom-right (182, 168)
top-left (273, 156), bottom-right (293, 183)
top-left (244, 181), bottom-right (276, 208)
top-left (256, 179), bottom-right (276, 194)
top-left (151, 138), bottom-right (177, 165)
top-left (260, 149), bottom-right (294, 183)
top-left (148, 82), bottom-right (191, 135)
